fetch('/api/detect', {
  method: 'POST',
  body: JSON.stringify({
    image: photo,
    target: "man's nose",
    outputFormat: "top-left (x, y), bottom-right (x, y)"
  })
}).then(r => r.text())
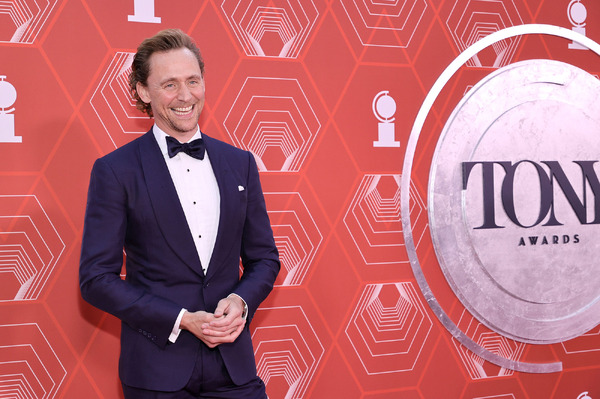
top-left (178, 84), bottom-right (193, 101)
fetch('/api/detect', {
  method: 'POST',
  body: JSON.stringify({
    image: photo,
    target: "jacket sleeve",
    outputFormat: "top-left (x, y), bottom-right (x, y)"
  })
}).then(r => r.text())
top-left (79, 157), bottom-right (182, 348)
top-left (232, 152), bottom-right (280, 322)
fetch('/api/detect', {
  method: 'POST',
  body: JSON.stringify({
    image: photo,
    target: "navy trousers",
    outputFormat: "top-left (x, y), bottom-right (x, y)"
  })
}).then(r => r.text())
top-left (122, 344), bottom-right (267, 398)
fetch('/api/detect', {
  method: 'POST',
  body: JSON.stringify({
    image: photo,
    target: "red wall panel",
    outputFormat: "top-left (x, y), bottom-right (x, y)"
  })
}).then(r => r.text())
top-left (0, 0), bottom-right (598, 398)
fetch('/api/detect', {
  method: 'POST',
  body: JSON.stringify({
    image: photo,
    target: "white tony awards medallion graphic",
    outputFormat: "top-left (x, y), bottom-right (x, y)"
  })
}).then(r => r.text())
top-left (0, 76), bottom-right (21, 143)
top-left (568, 0), bottom-right (588, 50)
top-left (373, 90), bottom-right (400, 148)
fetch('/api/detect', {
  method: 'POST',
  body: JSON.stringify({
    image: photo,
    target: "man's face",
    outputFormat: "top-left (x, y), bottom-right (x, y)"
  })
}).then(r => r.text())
top-left (136, 47), bottom-right (205, 141)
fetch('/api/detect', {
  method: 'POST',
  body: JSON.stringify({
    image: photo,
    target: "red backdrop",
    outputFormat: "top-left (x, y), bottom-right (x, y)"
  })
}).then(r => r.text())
top-left (0, 0), bottom-right (599, 398)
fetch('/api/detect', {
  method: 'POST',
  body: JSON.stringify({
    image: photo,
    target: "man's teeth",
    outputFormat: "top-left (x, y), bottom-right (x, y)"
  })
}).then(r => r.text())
top-left (173, 105), bottom-right (193, 113)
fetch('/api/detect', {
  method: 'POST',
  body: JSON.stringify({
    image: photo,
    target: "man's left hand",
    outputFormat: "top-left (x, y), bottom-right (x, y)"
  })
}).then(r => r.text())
top-left (201, 296), bottom-right (246, 341)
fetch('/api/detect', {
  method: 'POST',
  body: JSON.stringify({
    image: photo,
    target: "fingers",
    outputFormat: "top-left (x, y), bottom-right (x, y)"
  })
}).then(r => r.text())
top-left (201, 321), bottom-right (245, 346)
top-left (206, 313), bottom-right (238, 330)
top-left (203, 318), bottom-right (245, 337)
top-left (213, 298), bottom-right (230, 318)
top-left (185, 318), bottom-right (236, 348)
top-left (210, 297), bottom-right (243, 327)
top-left (199, 325), bottom-right (243, 347)
top-left (180, 310), bottom-right (214, 335)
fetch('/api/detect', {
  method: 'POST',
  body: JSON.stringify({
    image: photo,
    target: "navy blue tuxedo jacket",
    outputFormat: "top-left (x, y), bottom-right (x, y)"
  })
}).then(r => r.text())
top-left (79, 130), bottom-right (280, 391)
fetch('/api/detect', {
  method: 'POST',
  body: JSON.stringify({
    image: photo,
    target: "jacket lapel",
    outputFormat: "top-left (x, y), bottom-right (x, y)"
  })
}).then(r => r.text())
top-left (203, 134), bottom-right (241, 280)
top-left (138, 131), bottom-right (203, 276)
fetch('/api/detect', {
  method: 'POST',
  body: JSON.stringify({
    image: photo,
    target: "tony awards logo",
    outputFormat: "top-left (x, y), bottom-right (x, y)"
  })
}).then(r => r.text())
top-left (568, 0), bottom-right (587, 50)
top-left (128, 0), bottom-right (161, 23)
top-left (0, 76), bottom-right (21, 143)
top-left (372, 90), bottom-right (400, 148)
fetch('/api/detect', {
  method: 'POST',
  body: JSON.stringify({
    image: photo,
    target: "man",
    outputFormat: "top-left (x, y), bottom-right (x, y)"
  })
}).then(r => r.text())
top-left (79, 29), bottom-right (280, 398)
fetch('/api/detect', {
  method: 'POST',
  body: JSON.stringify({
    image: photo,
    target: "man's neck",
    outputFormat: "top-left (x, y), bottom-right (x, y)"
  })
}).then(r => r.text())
top-left (154, 124), bottom-right (200, 143)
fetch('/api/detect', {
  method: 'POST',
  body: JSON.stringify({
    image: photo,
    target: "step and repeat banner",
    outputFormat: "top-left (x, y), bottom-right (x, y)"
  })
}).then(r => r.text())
top-left (1, 0), bottom-right (599, 398)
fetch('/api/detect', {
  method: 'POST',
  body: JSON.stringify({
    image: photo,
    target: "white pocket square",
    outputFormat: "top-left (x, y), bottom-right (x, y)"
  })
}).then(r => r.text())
top-left (238, 185), bottom-right (245, 191)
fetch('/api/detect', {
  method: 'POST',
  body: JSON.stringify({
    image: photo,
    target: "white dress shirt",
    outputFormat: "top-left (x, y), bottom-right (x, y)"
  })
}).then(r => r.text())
top-left (153, 126), bottom-right (220, 273)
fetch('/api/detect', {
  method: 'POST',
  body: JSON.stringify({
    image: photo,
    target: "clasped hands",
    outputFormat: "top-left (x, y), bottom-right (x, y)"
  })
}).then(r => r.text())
top-left (180, 295), bottom-right (246, 348)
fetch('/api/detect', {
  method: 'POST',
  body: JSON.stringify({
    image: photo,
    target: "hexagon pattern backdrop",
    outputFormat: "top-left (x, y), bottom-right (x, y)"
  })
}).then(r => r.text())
top-left (0, 0), bottom-right (599, 398)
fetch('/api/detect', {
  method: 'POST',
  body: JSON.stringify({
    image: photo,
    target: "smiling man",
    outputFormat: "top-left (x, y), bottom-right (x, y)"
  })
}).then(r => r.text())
top-left (79, 29), bottom-right (280, 398)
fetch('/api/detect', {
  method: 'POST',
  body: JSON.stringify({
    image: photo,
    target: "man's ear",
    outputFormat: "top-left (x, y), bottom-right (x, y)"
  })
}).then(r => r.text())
top-left (136, 82), bottom-right (151, 104)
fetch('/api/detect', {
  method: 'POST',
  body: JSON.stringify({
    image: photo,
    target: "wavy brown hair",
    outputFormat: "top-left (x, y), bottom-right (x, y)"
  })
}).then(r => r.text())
top-left (129, 29), bottom-right (205, 117)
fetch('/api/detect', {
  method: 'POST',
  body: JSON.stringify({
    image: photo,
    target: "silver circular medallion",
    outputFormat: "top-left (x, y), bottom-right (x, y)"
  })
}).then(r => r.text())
top-left (429, 59), bottom-right (600, 344)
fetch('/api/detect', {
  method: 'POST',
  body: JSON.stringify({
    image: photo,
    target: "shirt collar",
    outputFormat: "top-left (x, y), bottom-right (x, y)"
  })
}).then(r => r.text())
top-left (152, 124), bottom-right (202, 157)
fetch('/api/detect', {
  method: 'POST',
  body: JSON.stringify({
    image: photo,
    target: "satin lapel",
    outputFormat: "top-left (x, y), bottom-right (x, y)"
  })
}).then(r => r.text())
top-left (138, 132), bottom-right (203, 275)
top-left (203, 135), bottom-right (240, 280)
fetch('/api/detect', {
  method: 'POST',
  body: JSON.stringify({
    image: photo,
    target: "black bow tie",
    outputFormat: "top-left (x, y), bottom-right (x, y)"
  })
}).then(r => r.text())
top-left (166, 136), bottom-right (206, 160)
